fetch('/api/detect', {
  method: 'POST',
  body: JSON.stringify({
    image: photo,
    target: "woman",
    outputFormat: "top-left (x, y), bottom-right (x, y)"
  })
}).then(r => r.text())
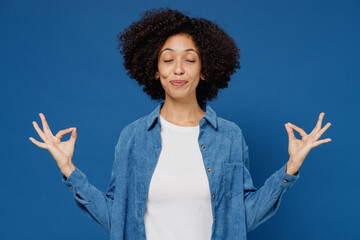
top-left (29, 8), bottom-right (332, 240)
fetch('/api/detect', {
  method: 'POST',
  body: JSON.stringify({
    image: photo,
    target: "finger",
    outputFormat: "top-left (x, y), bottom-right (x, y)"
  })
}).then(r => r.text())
top-left (287, 123), bottom-right (307, 137)
top-left (310, 112), bottom-right (325, 136)
top-left (39, 113), bottom-right (54, 137)
top-left (314, 122), bottom-right (332, 141)
top-left (311, 138), bottom-right (332, 148)
top-left (55, 128), bottom-right (74, 140)
top-left (29, 137), bottom-right (48, 149)
top-left (285, 123), bottom-right (296, 140)
top-left (32, 121), bottom-right (48, 142)
top-left (68, 127), bottom-right (77, 144)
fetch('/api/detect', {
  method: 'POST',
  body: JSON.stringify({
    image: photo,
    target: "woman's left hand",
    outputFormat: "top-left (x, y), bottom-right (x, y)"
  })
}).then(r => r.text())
top-left (284, 112), bottom-right (332, 175)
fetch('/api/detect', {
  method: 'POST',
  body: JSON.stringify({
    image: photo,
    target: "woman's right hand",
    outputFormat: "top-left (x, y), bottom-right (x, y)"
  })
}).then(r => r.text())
top-left (29, 113), bottom-right (78, 178)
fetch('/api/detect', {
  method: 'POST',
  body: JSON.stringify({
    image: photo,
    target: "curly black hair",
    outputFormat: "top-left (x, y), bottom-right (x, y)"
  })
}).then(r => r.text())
top-left (117, 8), bottom-right (240, 108)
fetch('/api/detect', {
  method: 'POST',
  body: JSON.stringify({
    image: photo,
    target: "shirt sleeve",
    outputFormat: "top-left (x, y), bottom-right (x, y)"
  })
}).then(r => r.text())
top-left (61, 130), bottom-right (124, 234)
top-left (237, 127), bottom-right (300, 232)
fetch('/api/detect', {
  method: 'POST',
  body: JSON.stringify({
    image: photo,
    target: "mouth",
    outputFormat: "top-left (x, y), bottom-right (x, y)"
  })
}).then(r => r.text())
top-left (170, 80), bottom-right (188, 87)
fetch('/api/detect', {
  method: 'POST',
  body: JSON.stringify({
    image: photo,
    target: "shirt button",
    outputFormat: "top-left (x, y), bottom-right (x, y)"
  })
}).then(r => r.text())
top-left (283, 179), bottom-right (288, 183)
top-left (207, 168), bottom-right (211, 172)
top-left (69, 186), bottom-right (73, 189)
top-left (201, 119), bottom-right (205, 124)
top-left (214, 218), bottom-right (216, 222)
top-left (212, 194), bottom-right (215, 198)
top-left (201, 145), bottom-right (205, 149)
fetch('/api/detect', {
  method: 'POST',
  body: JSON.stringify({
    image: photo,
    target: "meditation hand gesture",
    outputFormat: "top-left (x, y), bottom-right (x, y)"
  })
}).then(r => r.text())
top-left (29, 113), bottom-right (77, 178)
top-left (284, 112), bottom-right (332, 175)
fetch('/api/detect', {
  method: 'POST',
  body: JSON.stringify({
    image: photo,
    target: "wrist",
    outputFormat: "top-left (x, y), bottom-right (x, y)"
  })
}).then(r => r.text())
top-left (60, 161), bottom-right (75, 179)
top-left (286, 159), bottom-right (299, 175)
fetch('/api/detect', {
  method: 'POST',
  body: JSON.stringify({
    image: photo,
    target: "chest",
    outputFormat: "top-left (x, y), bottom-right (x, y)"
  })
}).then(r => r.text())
top-left (148, 128), bottom-right (210, 201)
top-left (128, 126), bottom-right (241, 204)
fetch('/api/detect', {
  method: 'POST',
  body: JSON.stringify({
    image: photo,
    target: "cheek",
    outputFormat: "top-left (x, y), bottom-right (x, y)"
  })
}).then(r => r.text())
top-left (157, 63), bottom-right (172, 77)
top-left (191, 62), bottom-right (202, 74)
top-left (189, 66), bottom-right (202, 78)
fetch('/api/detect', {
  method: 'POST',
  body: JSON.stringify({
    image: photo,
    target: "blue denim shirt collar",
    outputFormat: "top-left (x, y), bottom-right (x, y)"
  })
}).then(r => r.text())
top-left (146, 100), bottom-right (218, 131)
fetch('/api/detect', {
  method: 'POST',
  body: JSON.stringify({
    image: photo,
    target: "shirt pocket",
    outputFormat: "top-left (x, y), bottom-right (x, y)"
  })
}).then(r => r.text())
top-left (222, 162), bottom-right (244, 199)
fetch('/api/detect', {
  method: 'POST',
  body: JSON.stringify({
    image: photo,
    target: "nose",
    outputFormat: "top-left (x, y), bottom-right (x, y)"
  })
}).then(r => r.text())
top-left (174, 59), bottom-right (184, 75)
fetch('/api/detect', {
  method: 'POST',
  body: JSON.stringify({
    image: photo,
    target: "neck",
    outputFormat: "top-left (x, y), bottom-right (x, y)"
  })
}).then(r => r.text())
top-left (160, 97), bottom-right (206, 127)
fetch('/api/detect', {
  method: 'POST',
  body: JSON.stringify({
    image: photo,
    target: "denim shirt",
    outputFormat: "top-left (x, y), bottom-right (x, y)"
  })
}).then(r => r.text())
top-left (62, 101), bottom-right (300, 239)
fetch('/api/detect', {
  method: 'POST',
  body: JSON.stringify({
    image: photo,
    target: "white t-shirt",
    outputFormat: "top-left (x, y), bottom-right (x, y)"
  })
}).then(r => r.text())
top-left (144, 114), bottom-right (213, 239)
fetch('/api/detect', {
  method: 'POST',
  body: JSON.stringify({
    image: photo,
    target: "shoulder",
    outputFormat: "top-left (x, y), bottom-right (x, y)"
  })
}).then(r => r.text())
top-left (217, 116), bottom-right (244, 137)
top-left (123, 115), bottom-right (147, 132)
top-left (216, 115), bottom-right (248, 151)
top-left (115, 115), bottom-right (148, 147)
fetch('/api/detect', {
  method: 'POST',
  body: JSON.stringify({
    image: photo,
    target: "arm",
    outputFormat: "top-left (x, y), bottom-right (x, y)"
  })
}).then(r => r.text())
top-left (62, 165), bottom-right (115, 233)
top-left (242, 112), bottom-right (332, 232)
top-left (29, 112), bottom-right (123, 233)
top-left (234, 126), bottom-right (300, 232)
top-left (62, 132), bottom-right (123, 234)
top-left (242, 141), bottom-right (300, 232)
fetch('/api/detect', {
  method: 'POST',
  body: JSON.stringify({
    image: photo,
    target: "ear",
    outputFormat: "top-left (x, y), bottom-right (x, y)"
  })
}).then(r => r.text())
top-left (200, 73), bottom-right (205, 80)
top-left (155, 71), bottom-right (159, 79)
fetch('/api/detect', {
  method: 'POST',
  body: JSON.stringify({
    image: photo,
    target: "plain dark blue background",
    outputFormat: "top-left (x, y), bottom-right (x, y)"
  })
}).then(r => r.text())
top-left (1, 0), bottom-right (359, 239)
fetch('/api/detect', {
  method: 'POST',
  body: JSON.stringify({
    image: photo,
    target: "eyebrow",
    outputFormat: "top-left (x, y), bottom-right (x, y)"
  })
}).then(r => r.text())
top-left (159, 48), bottom-right (200, 57)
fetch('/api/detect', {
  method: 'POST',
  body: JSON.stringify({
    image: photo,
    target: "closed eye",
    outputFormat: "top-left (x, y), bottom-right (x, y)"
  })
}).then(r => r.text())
top-left (163, 60), bottom-right (195, 63)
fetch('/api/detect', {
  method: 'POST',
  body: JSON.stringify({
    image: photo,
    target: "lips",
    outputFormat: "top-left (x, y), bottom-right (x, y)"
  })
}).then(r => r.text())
top-left (170, 80), bottom-right (188, 86)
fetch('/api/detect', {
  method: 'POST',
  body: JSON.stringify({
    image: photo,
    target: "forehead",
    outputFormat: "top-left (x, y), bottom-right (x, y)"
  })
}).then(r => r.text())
top-left (159, 33), bottom-right (199, 56)
top-left (161, 34), bottom-right (198, 50)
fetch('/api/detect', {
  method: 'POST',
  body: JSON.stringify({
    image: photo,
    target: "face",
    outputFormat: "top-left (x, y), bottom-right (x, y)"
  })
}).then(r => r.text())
top-left (155, 33), bottom-right (204, 102)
